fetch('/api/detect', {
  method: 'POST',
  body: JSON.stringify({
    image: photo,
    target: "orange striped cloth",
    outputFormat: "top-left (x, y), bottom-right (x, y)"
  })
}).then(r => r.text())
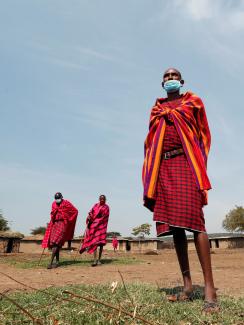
top-left (142, 92), bottom-right (211, 211)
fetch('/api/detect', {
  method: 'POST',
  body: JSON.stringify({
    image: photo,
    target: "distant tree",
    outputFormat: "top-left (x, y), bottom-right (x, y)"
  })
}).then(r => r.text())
top-left (107, 231), bottom-right (121, 238)
top-left (222, 206), bottom-right (244, 233)
top-left (0, 211), bottom-right (10, 231)
top-left (131, 223), bottom-right (151, 238)
top-left (31, 226), bottom-right (46, 235)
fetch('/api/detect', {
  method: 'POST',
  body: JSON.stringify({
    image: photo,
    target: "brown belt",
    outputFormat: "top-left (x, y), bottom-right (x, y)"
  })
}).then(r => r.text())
top-left (163, 148), bottom-right (184, 160)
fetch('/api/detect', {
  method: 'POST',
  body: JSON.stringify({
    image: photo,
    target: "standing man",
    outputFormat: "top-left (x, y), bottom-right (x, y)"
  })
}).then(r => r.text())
top-left (142, 68), bottom-right (219, 313)
top-left (42, 192), bottom-right (78, 269)
top-left (79, 195), bottom-right (110, 266)
top-left (112, 236), bottom-right (119, 252)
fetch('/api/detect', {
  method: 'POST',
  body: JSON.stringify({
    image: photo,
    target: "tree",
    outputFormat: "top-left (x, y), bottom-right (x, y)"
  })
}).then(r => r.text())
top-left (222, 205), bottom-right (244, 233)
top-left (0, 211), bottom-right (10, 231)
top-left (131, 223), bottom-right (151, 238)
top-left (31, 226), bottom-right (46, 235)
top-left (107, 231), bottom-right (121, 238)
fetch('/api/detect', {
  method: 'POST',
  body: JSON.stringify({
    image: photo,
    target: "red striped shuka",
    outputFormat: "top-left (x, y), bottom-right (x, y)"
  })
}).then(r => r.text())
top-left (80, 203), bottom-right (110, 254)
top-left (42, 200), bottom-right (78, 248)
top-left (142, 92), bottom-right (211, 236)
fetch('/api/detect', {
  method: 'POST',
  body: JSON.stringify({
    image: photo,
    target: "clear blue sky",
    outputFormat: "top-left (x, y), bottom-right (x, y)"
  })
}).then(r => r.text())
top-left (1, 0), bottom-right (244, 236)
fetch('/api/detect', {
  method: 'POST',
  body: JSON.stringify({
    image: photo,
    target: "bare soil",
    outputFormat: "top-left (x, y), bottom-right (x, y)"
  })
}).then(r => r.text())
top-left (0, 248), bottom-right (243, 297)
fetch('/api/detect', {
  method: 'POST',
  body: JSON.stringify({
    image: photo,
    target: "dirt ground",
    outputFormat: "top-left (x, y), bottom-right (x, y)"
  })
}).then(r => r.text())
top-left (0, 248), bottom-right (243, 297)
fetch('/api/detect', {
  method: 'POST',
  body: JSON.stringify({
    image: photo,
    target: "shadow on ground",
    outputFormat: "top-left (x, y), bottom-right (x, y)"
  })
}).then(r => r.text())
top-left (58, 259), bottom-right (116, 267)
top-left (159, 285), bottom-right (205, 300)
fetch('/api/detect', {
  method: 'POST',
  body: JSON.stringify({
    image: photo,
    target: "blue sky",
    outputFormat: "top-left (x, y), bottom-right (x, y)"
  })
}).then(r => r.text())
top-left (1, 0), bottom-right (244, 236)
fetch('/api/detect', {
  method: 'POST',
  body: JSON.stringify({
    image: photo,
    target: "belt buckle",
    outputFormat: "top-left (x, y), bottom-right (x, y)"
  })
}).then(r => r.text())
top-left (164, 152), bottom-right (171, 160)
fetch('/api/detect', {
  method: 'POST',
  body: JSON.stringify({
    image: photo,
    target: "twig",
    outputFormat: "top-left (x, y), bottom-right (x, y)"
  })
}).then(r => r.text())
top-left (63, 290), bottom-right (158, 325)
top-left (118, 270), bottom-right (135, 307)
top-left (0, 292), bottom-right (43, 325)
top-left (38, 248), bottom-right (45, 266)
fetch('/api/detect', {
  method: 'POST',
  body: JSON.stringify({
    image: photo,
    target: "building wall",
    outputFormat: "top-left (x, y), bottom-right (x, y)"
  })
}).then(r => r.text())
top-left (17, 236), bottom-right (244, 253)
top-left (0, 238), bottom-right (21, 253)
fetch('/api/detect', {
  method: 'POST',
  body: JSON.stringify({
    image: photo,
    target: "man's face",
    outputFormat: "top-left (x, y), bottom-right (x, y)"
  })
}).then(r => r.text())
top-left (163, 68), bottom-right (182, 84)
top-left (99, 196), bottom-right (106, 205)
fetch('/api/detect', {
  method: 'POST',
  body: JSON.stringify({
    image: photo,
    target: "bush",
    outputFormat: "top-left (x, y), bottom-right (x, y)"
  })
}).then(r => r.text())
top-left (31, 226), bottom-right (46, 235)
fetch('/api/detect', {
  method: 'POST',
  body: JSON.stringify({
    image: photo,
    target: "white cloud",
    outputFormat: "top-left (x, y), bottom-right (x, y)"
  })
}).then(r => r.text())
top-left (174, 0), bottom-right (244, 31)
top-left (176, 0), bottom-right (214, 20)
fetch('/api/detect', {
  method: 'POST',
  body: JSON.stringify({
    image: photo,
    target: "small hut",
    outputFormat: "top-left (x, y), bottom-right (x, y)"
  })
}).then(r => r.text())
top-left (0, 231), bottom-right (24, 253)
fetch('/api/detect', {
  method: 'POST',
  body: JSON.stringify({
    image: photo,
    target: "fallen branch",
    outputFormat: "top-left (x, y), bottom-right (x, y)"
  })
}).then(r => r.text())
top-left (63, 290), bottom-right (158, 325)
top-left (0, 292), bottom-right (43, 325)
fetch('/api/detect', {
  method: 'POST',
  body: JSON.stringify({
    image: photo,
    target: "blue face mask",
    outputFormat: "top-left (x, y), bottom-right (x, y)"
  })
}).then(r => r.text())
top-left (163, 80), bottom-right (182, 93)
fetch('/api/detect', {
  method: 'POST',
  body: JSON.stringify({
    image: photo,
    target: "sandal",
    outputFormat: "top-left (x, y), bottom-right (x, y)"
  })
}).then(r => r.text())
top-left (91, 262), bottom-right (97, 267)
top-left (167, 291), bottom-right (194, 302)
top-left (202, 301), bottom-right (220, 314)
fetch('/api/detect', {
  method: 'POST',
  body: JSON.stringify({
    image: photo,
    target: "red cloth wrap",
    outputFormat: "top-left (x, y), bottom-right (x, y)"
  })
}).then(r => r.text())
top-left (42, 200), bottom-right (78, 248)
top-left (80, 203), bottom-right (110, 254)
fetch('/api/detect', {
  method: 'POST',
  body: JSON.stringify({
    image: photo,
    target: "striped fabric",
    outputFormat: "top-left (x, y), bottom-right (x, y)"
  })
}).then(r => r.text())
top-left (80, 203), bottom-right (110, 254)
top-left (143, 92), bottom-right (211, 211)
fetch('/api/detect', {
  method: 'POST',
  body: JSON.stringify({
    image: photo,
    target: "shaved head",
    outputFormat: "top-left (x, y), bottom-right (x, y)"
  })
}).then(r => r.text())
top-left (163, 68), bottom-right (182, 79)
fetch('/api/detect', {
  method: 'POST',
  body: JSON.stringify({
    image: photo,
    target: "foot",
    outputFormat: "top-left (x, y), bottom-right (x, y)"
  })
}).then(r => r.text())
top-left (204, 286), bottom-right (217, 303)
top-left (97, 260), bottom-right (102, 265)
top-left (53, 262), bottom-right (59, 268)
top-left (47, 264), bottom-right (54, 269)
top-left (91, 261), bottom-right (97, 267)
top-left (202, 301), bottom-right (220, 314)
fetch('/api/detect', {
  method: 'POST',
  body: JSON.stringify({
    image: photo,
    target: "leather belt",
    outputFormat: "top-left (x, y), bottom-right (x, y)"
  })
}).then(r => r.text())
top-left (163, 148), bottom-right (184, 160)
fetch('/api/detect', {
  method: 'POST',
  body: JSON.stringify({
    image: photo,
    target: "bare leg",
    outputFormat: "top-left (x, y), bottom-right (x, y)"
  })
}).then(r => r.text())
top-left (48, 245), bottom-right (58, 269)
top-left (98, 245), bottom-right (103, 263)
top-left (173, 228), bottom-right (193, 293)
top-left (91, 249), bottom-right (98, 266)
top-left (67, 240), bottom-right (72, 250)
top-left (194, 232), bottom-right (217, 302)
top-left (55, 248), bottom-right (60, 263)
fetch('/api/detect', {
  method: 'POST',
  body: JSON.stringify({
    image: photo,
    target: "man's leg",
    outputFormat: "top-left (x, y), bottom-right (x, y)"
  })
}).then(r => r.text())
top-left (92, 249), bottom-right (98, 266)
top-left (55, 247), bottom-right (60, 264)
top-left (67, 240), bottom-right (72, 250)
top-left (97, 245), bottom-right (103, 264)
top-left (194, 232), bottom-right (217, 302)
top-left (173, 228), bottom-right (193, 294)
top-left (48, 245), bottom-right (58, 269)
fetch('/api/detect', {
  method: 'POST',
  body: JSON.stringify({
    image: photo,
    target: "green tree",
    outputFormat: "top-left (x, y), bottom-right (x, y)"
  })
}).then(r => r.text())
top-left (0, 211), bottom-right (10, 231)
top-left (107, 231), bottom-right (121, 238)
top-left (222, 206), bottom-right (244, 233)
top-left (131, 223), bottom-right (151, 238)
top-left (31, 226), bottom-right (46, 235)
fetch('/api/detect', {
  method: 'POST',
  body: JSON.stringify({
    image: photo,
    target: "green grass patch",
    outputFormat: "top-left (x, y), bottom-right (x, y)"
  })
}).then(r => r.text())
top-left (0, 253), bottom-right (141, 269)
top-left (0, 283), bottom-right (243, 324)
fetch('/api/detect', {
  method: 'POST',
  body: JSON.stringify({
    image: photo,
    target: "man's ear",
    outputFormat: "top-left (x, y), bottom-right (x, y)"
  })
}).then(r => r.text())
top-left (180, 79), bottom-right (184, 86)
top-left (161, 81), bottom-right (164, 88)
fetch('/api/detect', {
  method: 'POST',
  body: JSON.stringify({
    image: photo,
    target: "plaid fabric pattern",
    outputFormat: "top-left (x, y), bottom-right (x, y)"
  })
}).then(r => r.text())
top-left (153, 122), bottom-right (206, 236)
top-left (80, 203), bottom-right (109, 254)
top-left (42, 200), bottom-right (78, 248)
top-left (49, 219), bottom-right (66, 247)
top-left (143, 92), bottom-right (211, 210)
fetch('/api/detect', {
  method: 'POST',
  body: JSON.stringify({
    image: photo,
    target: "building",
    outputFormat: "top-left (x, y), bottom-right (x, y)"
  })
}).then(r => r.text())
top-left (0, 231), bottom-right (24, 253)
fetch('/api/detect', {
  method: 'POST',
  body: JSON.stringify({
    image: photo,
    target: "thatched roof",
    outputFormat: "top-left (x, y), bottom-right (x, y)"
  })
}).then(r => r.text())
top-left (0, 231), bottom-right (24, 239)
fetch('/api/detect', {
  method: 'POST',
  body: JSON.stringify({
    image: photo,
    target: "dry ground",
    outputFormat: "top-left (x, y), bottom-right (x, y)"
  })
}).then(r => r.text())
top-left (0, 248), bottom-right (243, 297)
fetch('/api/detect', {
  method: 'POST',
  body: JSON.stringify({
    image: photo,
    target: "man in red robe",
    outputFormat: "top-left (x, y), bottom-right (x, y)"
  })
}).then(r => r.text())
top-left (42, 192), bottom-right (78, 269)
top-left (112, 236), bottom-right (118, 252)
top-left (143, 68), bottom-right (219, 313)
top-left (79, 195), bottom-right (110, 266)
